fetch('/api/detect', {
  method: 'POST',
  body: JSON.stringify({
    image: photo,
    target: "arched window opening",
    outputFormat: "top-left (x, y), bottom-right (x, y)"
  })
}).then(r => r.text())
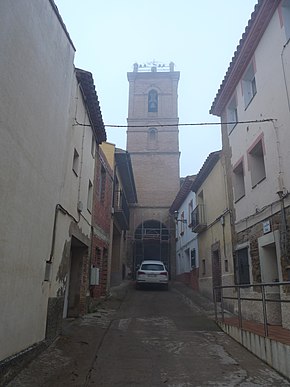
top-left (148, 89), bottom-right (158, 112)
top-left (147, 128), bottom-right (158, 149)
top-left (134, 220), bottom-right (170, 271)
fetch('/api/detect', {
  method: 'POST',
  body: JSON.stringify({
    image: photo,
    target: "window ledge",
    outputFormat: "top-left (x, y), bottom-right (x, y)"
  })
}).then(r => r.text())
top-left (251, 176), bottom-right (266, 189)
top-left (228, 122), bottom-right (238, 135)
top-left (234, 193), bottom-right (245, 204)
top-left (244, 92), bottom-right (257, 111)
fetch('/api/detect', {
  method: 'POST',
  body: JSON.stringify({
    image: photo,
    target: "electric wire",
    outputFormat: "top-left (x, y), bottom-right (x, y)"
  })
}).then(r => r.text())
top-left (105, 118), bottom-right (276, 128)
top-left (74, 118), bottom-right (276, 129)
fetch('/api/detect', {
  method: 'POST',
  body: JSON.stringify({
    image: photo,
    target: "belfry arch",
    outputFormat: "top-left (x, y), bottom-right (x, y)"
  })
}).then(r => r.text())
top-left (133, 219), bottom-right (170, 270)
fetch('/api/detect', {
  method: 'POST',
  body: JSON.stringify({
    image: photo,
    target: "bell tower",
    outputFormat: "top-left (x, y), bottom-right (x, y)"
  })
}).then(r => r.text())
top-left (126, 62), bottom-right (180, 274)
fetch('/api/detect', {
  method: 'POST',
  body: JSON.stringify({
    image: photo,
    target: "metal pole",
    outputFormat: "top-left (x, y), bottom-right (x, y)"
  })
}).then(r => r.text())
top-left (221, 287), bottom-right (225, 323)
top-left (261, 284), bottom-right (269, 337)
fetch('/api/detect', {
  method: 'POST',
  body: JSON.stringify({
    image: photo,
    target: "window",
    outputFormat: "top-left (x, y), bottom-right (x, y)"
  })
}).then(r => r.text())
top-left (91, 134), bottom-right (96, 158)
top-left (148, 89), bottom-right (158, 112)
top-left (180, 211), bottom-right (185, 235)
top-left (87, 180), bottom-right (93, 212)
top-left (234, 248), bottom-right (250, 285)
top-left (233, 160), bottom-right (245, 202)
top-left (224, 260), bottom-right (229, 272)
top-left (99, 165), bottom-right (106, 202)
top-left (72, 148), bottom-right (79, 176)
top-left (227, 96), bottom-right (238, 134)
top-left (140, 263), bottom-right (165, 271)
top-left (147, 128), bottom-right (158, 149)
top-left (281, 1), bottom-right (290, 41)
top-left (188, 199), bottom-right (193, 226)
top-left (202, 259), bottom-right (206, 275)
top-left (191, 249), bottom-right (196, 268)
top-left (248, 137), bottom-right (266, 188)
top-left (242, 62), bottom-right (257, 107)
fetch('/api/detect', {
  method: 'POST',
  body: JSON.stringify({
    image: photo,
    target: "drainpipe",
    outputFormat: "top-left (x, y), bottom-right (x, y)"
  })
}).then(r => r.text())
top-left (281, 38), bottom-right (290, 112)
top-left (277, 190), bottom-right (290, 280)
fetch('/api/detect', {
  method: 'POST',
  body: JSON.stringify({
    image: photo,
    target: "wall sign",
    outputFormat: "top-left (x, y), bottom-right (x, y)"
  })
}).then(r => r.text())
top-left (263, 220), bottom-right (271, 234)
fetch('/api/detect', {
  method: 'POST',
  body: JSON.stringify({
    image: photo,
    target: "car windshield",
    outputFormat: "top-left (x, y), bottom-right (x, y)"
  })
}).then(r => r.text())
top-left (141, 264), bottom-right (164, 271)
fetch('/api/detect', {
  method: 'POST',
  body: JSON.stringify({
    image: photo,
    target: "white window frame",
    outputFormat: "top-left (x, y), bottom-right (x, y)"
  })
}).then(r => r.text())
top-left (227, 95), bottom-right (238, 134)
top-left (242, 62), bottom-right (257, 108)
top-left (72, 148), bottom-right (79, 176)
top-left (233, 159), bottom-right (245, 202)
top-left (248, 136), bottom-right (266, 188)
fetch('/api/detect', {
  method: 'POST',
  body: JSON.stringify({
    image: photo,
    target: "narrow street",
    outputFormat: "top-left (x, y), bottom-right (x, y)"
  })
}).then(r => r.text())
top-left (87, 283), bottom-right (288, 386)
top-left (8, 282), bottom-right (290, 387)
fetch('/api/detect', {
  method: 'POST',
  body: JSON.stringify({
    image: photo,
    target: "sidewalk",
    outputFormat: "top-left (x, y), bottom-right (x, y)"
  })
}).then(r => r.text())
top-left (5, 281), bottom-right (131, 387)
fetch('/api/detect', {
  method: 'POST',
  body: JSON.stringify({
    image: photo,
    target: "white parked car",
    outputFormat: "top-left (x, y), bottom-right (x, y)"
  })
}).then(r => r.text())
top-left (136, 260), bottom-right (169, 290)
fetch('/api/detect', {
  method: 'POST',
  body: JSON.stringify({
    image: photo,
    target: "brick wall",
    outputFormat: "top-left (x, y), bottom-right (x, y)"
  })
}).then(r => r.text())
top-left (91, 147), bottom-right (113, 301)
top-left (176, 268), bottom-right (199, 290)
top-left (236, 208), bottom-right (290, 283)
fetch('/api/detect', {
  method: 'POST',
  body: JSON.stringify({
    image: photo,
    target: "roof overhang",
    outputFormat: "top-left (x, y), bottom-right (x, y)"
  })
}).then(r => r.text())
top-left (115, 149), bottom-right (138, 204)
top-left (191, 151), bottom-right (221, 192)
top-left (169, 176), bottom-right (196, 214)
top-left (75, 68), bottom-right (106, 144)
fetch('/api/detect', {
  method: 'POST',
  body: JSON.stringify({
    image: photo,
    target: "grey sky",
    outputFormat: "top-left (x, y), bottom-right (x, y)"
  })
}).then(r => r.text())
top-left (55, 0), bottom-right (257, 177)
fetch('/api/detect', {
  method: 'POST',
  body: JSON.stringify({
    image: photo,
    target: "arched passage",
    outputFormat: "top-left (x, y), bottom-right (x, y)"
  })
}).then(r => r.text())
top-left (133, 219), bottom-right (170, 272)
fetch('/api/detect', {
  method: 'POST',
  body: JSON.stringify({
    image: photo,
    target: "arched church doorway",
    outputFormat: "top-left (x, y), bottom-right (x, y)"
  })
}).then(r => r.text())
top-left (133, 220), bottom-right (170, 274)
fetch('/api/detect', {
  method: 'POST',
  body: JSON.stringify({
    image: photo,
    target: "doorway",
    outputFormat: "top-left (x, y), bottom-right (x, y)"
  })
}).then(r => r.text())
top-left (212, 249), bottom-right (222, 302)
top-left (64, 236), bottom-right (88, 318)
top-left (258, 231), bottom-right (282, 325)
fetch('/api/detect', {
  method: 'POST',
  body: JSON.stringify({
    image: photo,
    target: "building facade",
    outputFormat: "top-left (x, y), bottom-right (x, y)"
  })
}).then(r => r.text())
top-left (210, 0), bottom-right (290, 327)
top-left (126, 62), bottom-right (180, 275)
top-left (90, 145), bottom-right (114, 301)
top-left (190, 152), bottom-right (234, 304)
top-left (0, 0), bottom-right (107, 376)
top-left (170, 176), bottom-right (199, 289)
top-left (0, 0), bottom-right (74, 363)
top-left (111, 148), bottom-right (138, 285)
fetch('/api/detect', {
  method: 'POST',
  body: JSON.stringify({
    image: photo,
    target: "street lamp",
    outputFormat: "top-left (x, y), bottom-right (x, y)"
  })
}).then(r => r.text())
top-left (173, 210), bottom-right (187, 224)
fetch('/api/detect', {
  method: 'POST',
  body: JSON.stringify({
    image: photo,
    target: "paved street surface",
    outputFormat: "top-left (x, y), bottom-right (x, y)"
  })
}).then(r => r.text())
top-left (7, 282), bottom-right (290, 386)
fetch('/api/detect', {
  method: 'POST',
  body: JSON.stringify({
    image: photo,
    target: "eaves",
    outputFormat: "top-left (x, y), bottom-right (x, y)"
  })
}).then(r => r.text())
top-left (75, 68), bottom-right (106, 144)
top-left (210, 0), bottom-right (279, 117)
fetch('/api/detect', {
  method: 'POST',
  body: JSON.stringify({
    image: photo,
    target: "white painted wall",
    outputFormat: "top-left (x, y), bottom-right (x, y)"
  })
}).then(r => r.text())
top-left (175, 190), bottom-right (198, 275)
top-left (225, 9), bottom-right (290, 227)
top-left (0, 1), bottom-right (75, 361)
top-left (48, 73), bottom-right (96, 300)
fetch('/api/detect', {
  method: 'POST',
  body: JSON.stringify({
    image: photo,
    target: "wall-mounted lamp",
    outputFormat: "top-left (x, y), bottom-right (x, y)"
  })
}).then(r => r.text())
top-left (174, 210), bottom-right (187, 224)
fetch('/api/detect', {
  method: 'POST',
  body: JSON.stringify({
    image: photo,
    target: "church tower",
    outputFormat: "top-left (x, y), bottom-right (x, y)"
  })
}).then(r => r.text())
top-left (126, 62), bottom-right (180, 275)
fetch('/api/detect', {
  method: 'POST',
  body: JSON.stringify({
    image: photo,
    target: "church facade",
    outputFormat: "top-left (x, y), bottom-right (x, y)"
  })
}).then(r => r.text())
top-left (126, 62), bottom-right (180, 276)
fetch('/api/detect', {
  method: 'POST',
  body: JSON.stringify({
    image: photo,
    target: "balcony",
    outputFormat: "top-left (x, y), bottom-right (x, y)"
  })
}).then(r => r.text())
top-left (191, 204), bottom-right (206, 233)
top-left (113, 190), bottom-right (130, 230)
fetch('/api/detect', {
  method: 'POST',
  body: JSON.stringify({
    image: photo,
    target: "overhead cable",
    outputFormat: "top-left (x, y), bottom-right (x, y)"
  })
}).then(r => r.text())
top-left (105, 118), bottom-right (276, 128)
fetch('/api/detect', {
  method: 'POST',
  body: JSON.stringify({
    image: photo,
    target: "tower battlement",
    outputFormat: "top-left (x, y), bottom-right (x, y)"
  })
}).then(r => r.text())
top-left (133, 61), bottom-right (175, 73)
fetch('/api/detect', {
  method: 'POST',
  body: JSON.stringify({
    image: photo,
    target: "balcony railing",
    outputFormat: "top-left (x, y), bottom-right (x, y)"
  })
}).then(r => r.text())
top-left (213, 281), bottom-right (290, 337)
top-left (191, 204), bottom-right (206, 233)
top-left (114, 190), bottom-right (129, 230)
